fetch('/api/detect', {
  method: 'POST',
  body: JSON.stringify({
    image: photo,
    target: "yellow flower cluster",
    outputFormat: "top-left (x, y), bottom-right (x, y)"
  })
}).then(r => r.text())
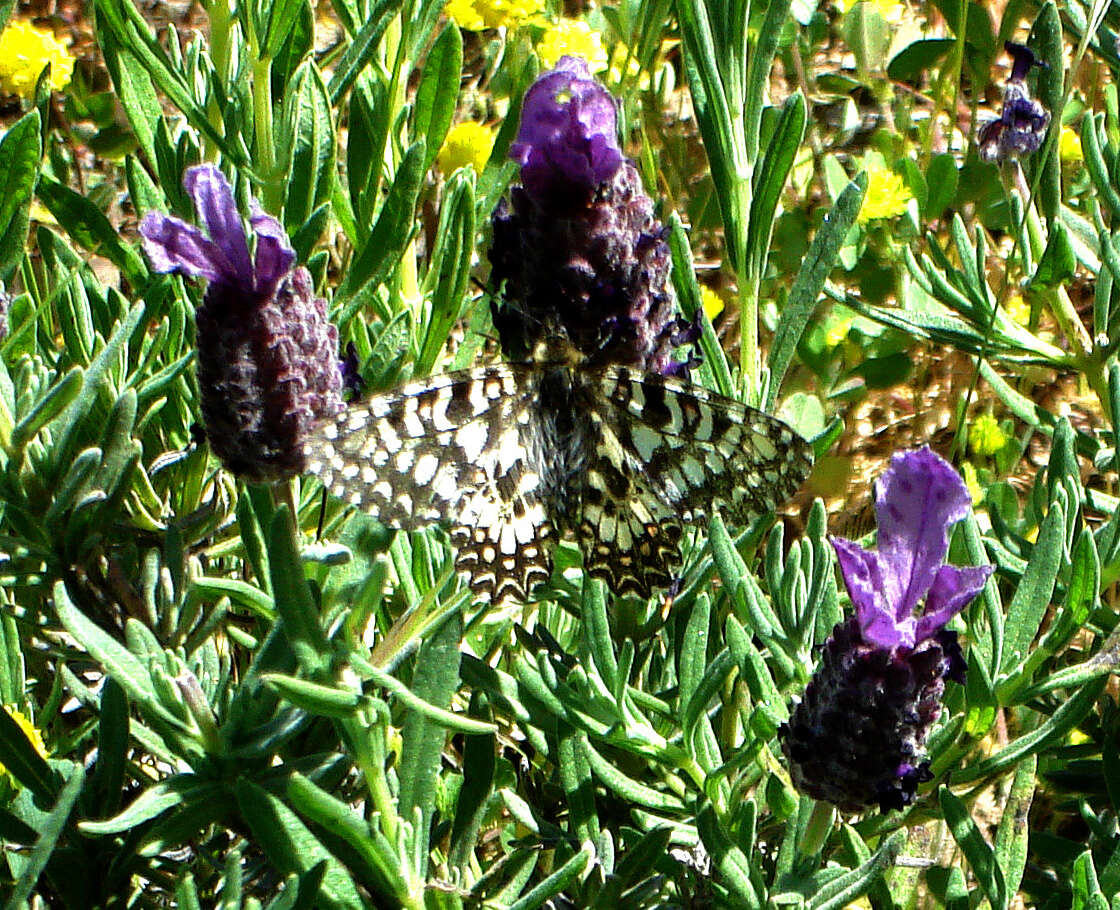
top-left (700, 286), bottom-right (724, 322)
top-left (444, 0), bottom-right (545, 31)
top-left (437, 121), bottom-right (496, 175)
top-left (1059, 126), bottom-right (1083, 165)
top-left (969, 413), bottom-right (1009, 458)
top-left (0, 19), bottom-right (75, 100)
top-left (857, 162), bottom-right (913, 224)
top-left (0, 706), bottom-right (48, 779)
top-left (538, 19), bottom-right (609, 72)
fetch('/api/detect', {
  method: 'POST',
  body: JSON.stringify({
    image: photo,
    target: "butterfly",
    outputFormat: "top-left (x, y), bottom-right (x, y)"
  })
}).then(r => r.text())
top-left (306, 337), bottom-right (812, 605)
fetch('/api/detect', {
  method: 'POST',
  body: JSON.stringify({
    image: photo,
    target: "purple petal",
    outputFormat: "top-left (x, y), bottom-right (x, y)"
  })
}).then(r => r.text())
top-left (139, 212), bottom-right (227, 283)
top-left (874, 447), bottom-right (972, 624)
top-left (831, 537), bottom-right (912, 648)
top-left (250, 202), bottom-right (296, 294)
top-left (510, 56), bottom-right (622, 199)
top-left (913, 564), bottom-right (994, 644)
top-left (183, 165), bottom-right (253, 284)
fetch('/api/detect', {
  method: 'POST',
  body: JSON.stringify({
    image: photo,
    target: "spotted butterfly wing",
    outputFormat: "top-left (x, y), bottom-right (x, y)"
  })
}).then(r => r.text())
top-left (306, 358), bottom-right (813, 604)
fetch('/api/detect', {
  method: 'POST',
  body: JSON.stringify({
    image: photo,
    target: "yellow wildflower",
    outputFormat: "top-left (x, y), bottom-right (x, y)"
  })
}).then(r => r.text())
top-left (446, 0), bottom-right (546, 31)
top-left (961, 461), bottom-right (983, 505)
top-left (537, 19), bottom-right (609, 73)
top-left (1004, 294), bottom-right (1031, 326)
top-left (437, 121), bottom-right (496, 175)
top-left (700, 286), bottom-right (724, 322)
top-left (1059, 126), bottom-right (1083, 165)
top-left (969, 413), bottom-right (1009, 458)
top-left (824, 315), bottom-right (854, 348)
top-left (857, 162), bottom-right (913, 224)
top-left (0, 19), bottom-right (75, 99)
top-left (834, 0), bottom-right (905, 21)
top-left (0, 706), bottom-right (48, 779)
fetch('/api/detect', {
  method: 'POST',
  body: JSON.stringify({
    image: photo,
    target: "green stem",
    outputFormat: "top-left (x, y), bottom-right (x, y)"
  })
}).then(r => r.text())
top-left (250, 45), bottom-right (279, 211)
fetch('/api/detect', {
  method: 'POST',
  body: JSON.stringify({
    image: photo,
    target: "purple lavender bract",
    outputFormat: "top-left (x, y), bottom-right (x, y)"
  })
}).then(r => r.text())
top-left (140, 165), bottom-right (343, 482)
top-left (979, 42), bottom-right (1051, 164)
top-left (780, 447), bottom-right (992, 813)
top-left (490, 56), bottom-right (698, 376)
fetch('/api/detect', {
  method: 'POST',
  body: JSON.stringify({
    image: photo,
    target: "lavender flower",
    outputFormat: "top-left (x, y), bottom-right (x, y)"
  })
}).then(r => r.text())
top-left (780, 447), bottom-right (993, 813)
top-left (490, 56), bottom-right (698, 376)
top-left (979, 42), bottom-right (1051, 163)
top-left (140, 165), bottom-right (343, 482)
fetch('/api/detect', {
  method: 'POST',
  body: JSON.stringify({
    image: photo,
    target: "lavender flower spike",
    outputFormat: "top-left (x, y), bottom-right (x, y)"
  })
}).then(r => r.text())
top-left (780, 447), bottom-right (993, 813)
top-left (978, 42), bottom-right (1051, 164)
top-left (140, 165), bottom-right (343, 482)
top-left (491, 56), bottom-right (698, 376)
top-left (831, 446), bottom-right (993, 650)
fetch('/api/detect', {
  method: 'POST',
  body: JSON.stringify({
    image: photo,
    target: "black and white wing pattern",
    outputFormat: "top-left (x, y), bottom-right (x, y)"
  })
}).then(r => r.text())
top-left (306, 365), bottom-right (556, 605)
top-left (306, 358), bottom-right (813, 605)
top-left (575, 367), bottom-right (813, 598)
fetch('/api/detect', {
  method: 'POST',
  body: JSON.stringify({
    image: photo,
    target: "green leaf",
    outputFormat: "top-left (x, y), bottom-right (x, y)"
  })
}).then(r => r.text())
top-left (91, 678), bottom-right (129, 818)
top-left (1031, 221), bottom-right (1076, 288)
top-left (326, 0), bottom-right (402, 104)
top-left (1028, 3), bottom-right (1063, 223)
top-left (397, 610), bottom-right (462, 879)
top-left (696, 798), bottom-right (762, 909)
top-left (999, 499), bottom-right (1065, 674)
top-left (1082, 113), bottom-right (1120, 219)
top-left (924, 153), bottom-right (959, 218)
top-left (286, 773), bottom-right (409, 898)
top-left (80, 774), bottom-right (220, 834)
top-left (558, 727), bottom-right (598, 844)
top-left (993, 756), bottom-right (1036, 898)
top-left (806, 831), bottom-right (906, 910)
top-left (36, 174), bottom-right (149, 287)
top-left (887, 38), bottom-right (955, 82)
top-left (0, 109), bottom-right (41, 282)
top-left (416, 170), bottom-right (475, 374)
top-left (268, 506), bottom-right (331, 677)
top-left (940, 787), bottom-right (1008, 910)
top-left (448, 709), bottom-right (497, 868)
top-left (235, 779), bottom-right (365, 910)
top-left (506, 843), bottom-right (593, 910)
top-left (412, 23), bottom-right (462, 173)
top-left (99, 26), bottom-right (161, 169)
top-left (0, 703), bottom-right (54, 801)
top-left (279, 61), bottom-right (336, 243)
top-left (747, 92), bottom-right (806, 280)
top-left (263, 0), bottom-right (307, 57)
top-left (9, 366), bottom-right (83, 455)
top-left (262, 674), bottom-right (363, 718)
top-left (768, 173), bottom-right (867, 409)
top-left (4, 764), bottom-right (85, 910)
top-left (334, 140), bottom-right (425, 315)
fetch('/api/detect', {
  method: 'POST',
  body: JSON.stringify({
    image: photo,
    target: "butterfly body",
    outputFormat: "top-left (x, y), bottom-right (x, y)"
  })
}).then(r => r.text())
top-left (306, 337), bottom-right (812, 604)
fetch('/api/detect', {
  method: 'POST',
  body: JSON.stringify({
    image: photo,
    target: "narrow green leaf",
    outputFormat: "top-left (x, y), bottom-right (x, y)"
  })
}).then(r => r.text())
top-left (1031, 221), bottom-right (1076, 288)
top-left (1028, 2), bottom-right (1063, 222)
top-left (269, 506), bottom-right (331, 676)
top-left (36, 174), bottom-right (149, 286)
top-left (235, 779), bottom-right (365, 910)
top-left (767, 173), bottom-right (866, 409)
top-left (397, 610), bottom-right (462, 879)
top-left (326, 0), bottom-right (401, 104)
top-left (286, 773), bottom-right (409, 898)
top-left (580, 738), bottom-right (686, 812)
top-left (1081, 113), bottom-right (1120, 218)
top-left (0, 109), bottom-right (41, 281)
top-left (0, 703), bottom-right (54, 800)
top-left (925, 153), bottom-right (959, 218)
top-left (806, 831), bottom-right (906, 910)
top-left (1000, 500), bottom-right (1065, 674)
top-left (747, 92), bottom-right (806, 280)
top-left (262, 674), bottom-right (362, 718)
top-left (80, 774), bottom-right (218, 834)
top-left (581, 577), bottom-right (618, 694)
top-left (91, 678), bottom-right (129, 818)
top-left (558, 727), bottom-right (598, 844)
top-left (263, 0), bottom-right (307, 57)
top-left (696, 798), bottom-right (762, 909)
top-left (412, 23), bottom-right (462, 172)
top-left (506, 843), bottom-right (593, 910)
top-left (280, 61), bottom-right (335, 241)
top-left (98, 27), bottom-right (161, 168)
top-left (9, 366), bottom-right (83, 454)
top-left (993, 756), bottom-right (1036, 898)
top-left (4, 764), bottom-right (85, 910)
top-left (334, 140), bottom-right (425, 312)
top-left (940, 787), bottom-right (1007, 910)
top-left (448, 711), bottom-right (497, 868)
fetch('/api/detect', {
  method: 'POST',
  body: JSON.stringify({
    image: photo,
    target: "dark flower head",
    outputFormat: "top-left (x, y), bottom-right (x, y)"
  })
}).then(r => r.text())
top-left (140, 164), bottom-right (342, 482)
top-left (780, 447), bottom-right (992, 813)
top-left (490, 57), bottom-right (696, 376)
top-left (979, 43), bottom-right (1051, 163)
